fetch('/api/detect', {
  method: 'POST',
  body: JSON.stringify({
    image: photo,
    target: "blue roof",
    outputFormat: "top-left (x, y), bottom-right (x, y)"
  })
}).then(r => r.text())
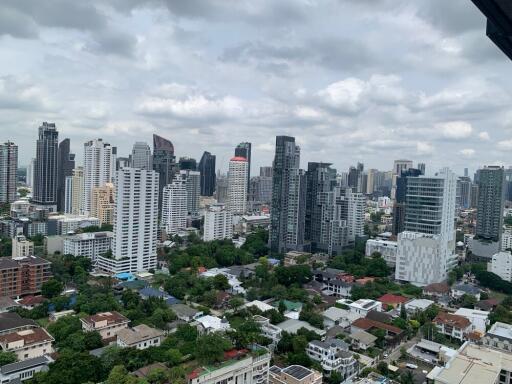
top-left (115, 272), bottom-right (136, 281)
top-left (139, 287), bottom-right (167, 298)
top-left (165, 296), bottom-right (181, 305)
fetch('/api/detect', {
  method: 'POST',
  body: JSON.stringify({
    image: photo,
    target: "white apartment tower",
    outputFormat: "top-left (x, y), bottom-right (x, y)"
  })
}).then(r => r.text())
top-left (83, 139), bottom-right (116, 215)
top-left (65, 167), bottom-right (85, 215)
top-left (97, 168), bottom-right (159, 273)
top-left (395, 168), bottom-right (457, 286)
top-left (161, 178), bottom-right (188, 235)
top-left (227, 156), bottom-right (249, 214)
top-left (203, 204), bottom-right (233, 241)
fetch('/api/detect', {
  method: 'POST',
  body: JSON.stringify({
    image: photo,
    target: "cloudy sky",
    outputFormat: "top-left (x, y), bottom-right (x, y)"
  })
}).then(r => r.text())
top-left (1, 0), bottom-right (511, 175)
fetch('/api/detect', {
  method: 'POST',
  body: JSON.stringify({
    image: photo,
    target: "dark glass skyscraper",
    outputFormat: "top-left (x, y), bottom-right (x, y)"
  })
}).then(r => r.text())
top-left (392, 168), bottom-right (422, 236)
top-left (476, 166), bottom-right (505, 243)
top-left (178, 157), bottom-right (197, 171)
top-left (235, 142), bottom-right (251, 199)
top-left (33, 122), bottom-right (59, 208)
top-left (152, 134), bottom-right (176, 216)
top-left (57, 138), bottom-right (75, 212)
top-left (198, 151), bottom-right (216, 196)
top-left (269, 136), bottom-right (306, 254)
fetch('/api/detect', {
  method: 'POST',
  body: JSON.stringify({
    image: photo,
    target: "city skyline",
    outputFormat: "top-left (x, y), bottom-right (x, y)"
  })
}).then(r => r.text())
top-left (1, 1), bottom-right (511, 174)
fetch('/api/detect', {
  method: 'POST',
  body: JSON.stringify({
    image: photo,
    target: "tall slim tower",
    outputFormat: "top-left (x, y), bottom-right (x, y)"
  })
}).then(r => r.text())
top-left (235, 142), bottom-right (251, 199)
top-left (97, 168), bottom-right (159, 273)
top-left (65, 167), bottom-right (84, 215)
top-left (198, 151), bottom-right (216, 196)
top-left (227, 156), bottom-right (249, 214)
top-left (177, 170), bottom-right (200, 217)
top-left (57, 138), bottom-right (75, 212)
top-left (33, 122), bottom-right (59, 209)
top-left (131, 142), bottom-right (152, 170)
top-left (83, 139), bottom-right (116, 215)
top-left (269, 136), bottom-right (306, 253)
top-left (0, 141), bottom-right (18, 204)
top-left (161, 178), bottom-right (188, 235)
top-left (152, 134), bottom-right (176, 215)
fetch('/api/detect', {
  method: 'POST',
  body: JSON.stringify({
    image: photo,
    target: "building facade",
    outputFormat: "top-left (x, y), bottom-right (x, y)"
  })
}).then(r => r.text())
top-left (64, 167), bottom-right (84, 215)
top-left (131, 141), bottom-right (152, 170)
top-left (91, 183), bottom-right (115, 225)
top-left (203, 204), bottom-right (233, 241)
top-left (152, 134), bottom-right (176, 216)
top-left (489, 251), bottom-right (512, 282)
top-left (0, 256), bottom-right (52, 298)
top-left (62, 231), bottom-right (113, 262)
top-left (235, 142), bottom-right (252, 199)
top-left (227, 157), bottom-right (249, 214)
top-left (32, 123), bottom-right (59, 210)
top-left (56, 138), bottom-right (75, 212)
top-left (0, 141), bottom-right (18, 204)
top-left (198, 151), bottom-right (216, 196)
top-left (161, 178), bottom-right (188, 235)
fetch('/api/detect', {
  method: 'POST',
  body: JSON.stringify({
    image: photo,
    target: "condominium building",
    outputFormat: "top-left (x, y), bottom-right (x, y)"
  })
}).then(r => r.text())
top-left (235, 142), bottom-right (252, 199)
top-left (178, 170), bottom-right (200, 217)
top-left (152, 134), bottom-right (177, 216)
top-left (488, 251), bottom-right (512, 282)
top-left (482, 322), bottom-right (512, 352)
top-left (131, 141), bottom-right (152, 170)
top-left (227, 157), bottom-right (249, 214)
top-left (188, 347), bottom-right (270, 384)
top-left (198, 151), bottom-right (216, 197)
top-left (12, 234), bottom-right (34, 258)
top-left (269, 365), bottom-right (322, 384)
top-left (46, 214), bottom-right (100, 235)
top-left (96, 168), bottom-right (158, 273)
top-left (91, 183), bottom-right (115, 225)
top-left (0, 256), bottom-right (52, 298)
top-left (203, 204), bottom-right (233, 241)
top-left (62, 231), bottom-right (113, 261)
top-left (56, 138), bottom-right (75, 212)
top-left (82, 139), bottom-right (116, 215)
top-left (395, 168), bottom-right (457, 286)
top-left (161, 178), bottom-right (188, 235)
top-left (81, 311), bottom-right (130, 340)
top-left (252, 316), bottom-right (282, 349)
top-left (64, 167), bottom-right (85, 215)
top-left (0, 141), bottom-right (18, 204)
top-left (32, 123), bottom-right (59, 210)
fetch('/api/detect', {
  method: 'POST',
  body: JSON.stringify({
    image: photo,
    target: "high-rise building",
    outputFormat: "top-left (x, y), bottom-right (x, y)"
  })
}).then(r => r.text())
top-left (505, 168), bottom-right (512, 202)
top-left (178, 157), bottom-right (197, 171)
top-left (178, 170), bottom-right (200, 217)
top-left (32, 123), bottom-right (59, 210)
top-left (260, 166), bottom-right (273, 178)
top-left (26, 158), bottom-right (35, 188)
top-left (198, 151), bottom-right (216, 196)
top-left (472, 166), bottom-right (505, 260)
top-left (464, 167), bottom-right (469, 178)
top-left (392, 168), bottom-right (422, 236)
top-left (215, 175), bottom-right (228, 203)
top-left (83, 139), bottom-right (116, 215)
top-left (417, 163), bottom-right (426, 175)
top-left (250, 176), bottom-right (273, 203)
top-left (152, 134), bottom-right (176, 216)
top-left (391, 159), bottom-right (413, 199)
top-left (395, 168), bottom-right (457, 286)
top-left (305, 162), bottom-right (337, 249)
top-left (203, 204), bottom-right (233, 241)
top-left (116, 157), bottom-right (130, 170)
top-left (0, 141), bottom-right (18, 204)
top-left (270, 136), bottom-right (306, 253)
top-left (57, 138), bottom-right (75, 212)
top-left (65, 167), bottom-right (85, 215)
top-left (161, 178), bottom-right (188, 235)
top-left (91, 183), bottom-right (115, 225)
top-left (131, 142), bottom-right (152, 170)
top-left (97, 168), bottom-right (159, 273)
top-left (338, 187), bottom-right (366, 243)
top-left (456, 177), bottom-right (472, 210)
top-left (227, 156), bottom-right (249, 214)
top-left (235, 142), bottom-right (251, 199)
top-left (347, 163), bottom-right (364, 193)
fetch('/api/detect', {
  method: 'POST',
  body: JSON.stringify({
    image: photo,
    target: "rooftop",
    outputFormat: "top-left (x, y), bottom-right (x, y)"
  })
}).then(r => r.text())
top-left (423, 282), bottom-right (450, 294)
top-left (350, 330), bottom-right (378, 345)
top-left (0, 327), bottom-right (54, 346)
top-left (433, 312), bottom-right (471, 329)
top-left (453, 283), bottom-right (481, 295)
top-left (0, 355), bottom-right (52, 375)
top-left (352, 317), bottom-right (402, 335)
top-left (116, 324), bottom-right (164, 345)
top-left (81, 311), bottom-right (129, 327)
top-left (377, 294), bottom-right (409, 305)
top-left (487, 321), bottom-right (512, 340)
top-left (0, 313), bottom-right (36, 333)
top-left (277, 319), bottom-right (326, 336)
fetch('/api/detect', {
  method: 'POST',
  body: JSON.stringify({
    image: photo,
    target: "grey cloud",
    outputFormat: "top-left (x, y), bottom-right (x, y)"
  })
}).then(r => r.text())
top-left (0, 7), bottom-right (38, 38)
top-left (85, 29), bottom-right (138, 58)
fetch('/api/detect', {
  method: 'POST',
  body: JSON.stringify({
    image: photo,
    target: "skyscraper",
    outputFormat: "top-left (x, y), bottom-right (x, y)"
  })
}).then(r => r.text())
top-left (178, 157), bottom-right (197, 171)
top-left (0, 141), bottom-right (18, 204)
top-left (391, 159), bottom-right (413, 199)
top-left (177, 170), bottom-right (200, 217)
top-left (269, 136), bottom-right (306, 253)
top-left (347, 163), bottom-right (364, 193)
top-left (472, 166), bottom-right (505, 260)
top-left (392, 168), bottom-right (422, 236)
top-left (57, 138), bottom-right (75, 212)
top-left (26, 158), bottom-right (35, 188)
top-left (456, 177), bottom-right (472, 210)
top-left (83, 139), bottom-right (116, 215)
top-left (97, 168), bottom-right (159, 273)
top-left (198, 151), bottom-right (216, 196)
top-left (131, 142), bottom-right (152, 170)
top-left (152, 134), bottom-right (176, 216)
top-left (227, 156), bottom-right (249, 214)
top-left (32, 122), bottom-right (59, 210)
top-left (215, 175), bottom-right (229, 203)
top-left (235, 142), bottom-right (251, 199)
top-left (161, 178), bottom-right (188, 235)
top-left (91, 183), bottom-right (115, 225)
top-left (305, 162), bottom-right (336, 249)
top-left (65, 167), bottom-right (84, 215)
top-left (395, 168), bottom-right (457, 286)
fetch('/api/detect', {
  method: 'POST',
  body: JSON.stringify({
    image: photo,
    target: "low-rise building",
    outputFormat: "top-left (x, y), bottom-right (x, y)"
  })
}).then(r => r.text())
top-left (432, 312), bottom-right (471, 341)
top-left (188, 347), bottom-right (270, 384)
top-left (284, 251), bottom-right (312, 267)
top-left (170, 304), bottom-right (203, 322)
top-left (454, 308), bottom-right (490, 335)
top-left (337, 299), bottom-right (382, 317)
top-left (0, 256), bottom-right (52, 298)
top-left (253, 315), bottom-right (282, 349)
top-left (116, 324), bottom-right (164, 350)
top-left (423, 282), bottom-right (450, 299)
top-left (276, 319), bottom-right (326, 337)
top-left (350, 318), bottom-right (403, 341)
top-left (269, 365), bottom-right (323, 384)
top-left (406, 339), bottom-right (457, 366)
top-left (404, 299), bottom-right (435, 314)
top-left (62, 231), bottom-right (113, 261)
top-left (11, 234), bottom-right (34, 258)
top-left (488, 251), bottom-right (512, 282)
top-left (451, 283), bottom-right (481, 301)
top-left (0, 355), bottom-right (53, 383)
top-left (349, 331), bottom-right (377, 351)
top-left (0, 327), bottom-right (54, 361)
top-left (0, 313), bottom-right (37, 336)
top-left (377, 294), bottom-right (409, 310)
top-left (80, 311), bottom-right (130, 340)
top-left (49, 310), bottom-right (75, 322)
top-left (365, 238), bottom-right (397, 267)
top-left (483, 322), bottom-right (512, 352)
top-left (324, 280), bottom-right (352, 298)
top-left (196, 315), bottom-right (231, 334)
top-left (322, 307), bottom-right (361, 329)
top-left (306, 339), bottom-right (358, 381)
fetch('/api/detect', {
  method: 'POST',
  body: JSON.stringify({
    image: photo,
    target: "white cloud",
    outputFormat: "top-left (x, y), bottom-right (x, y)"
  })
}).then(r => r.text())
top-left (497, 140), bottom-right (512, 151)
top-left (416, 141), bottom-right (434, 155)
top-left (478, 131), bottom-right (490, 141)
top-left (437, 121), bottom-right (473, 139)
top-left (459, 148), bottom-right (475, 158)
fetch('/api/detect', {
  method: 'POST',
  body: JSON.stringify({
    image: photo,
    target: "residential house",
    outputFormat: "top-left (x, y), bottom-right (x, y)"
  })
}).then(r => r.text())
top-left (80, 311), bottom-right (130, 340)
top-left (0, 327), bottom-right (54, 361)
top-left (433, 312), bottom-right (471, 341)
top-left (0, 355), bottom-right (53, 383)
top-left (117, 324), bottom-right (164, 350)
top-left (276, 319), bottom-right (326, 338)
top-left (0, 297), bottom-right (19, 313)
top-left (454, 308), bottom-right (490, 335)
top-left (170, 304), bottom-right (203, 322)
top-left (269, 365), bottom-right (323, 384)
top-left (337, 299), bottom-right (382, 317)
top-left (0, 313), bottom-right (37, 335)
top-left (324, 280), bottom-right (352, 298)
top-left (350, 318), bottom-right (403, 340)
top-left (243, 300), bottom-right (274, 313)
top-left (377, 294), bottom-right (409, 310)
top-left (195, 315), bottom-right (231, 334)
top-left (253, 315), bottom-right (282, 349)
top-left (451, 284), bottom-right (481, 301)
top-left (349, 331), bottom-right (377, 351)
top-left (404, 299), bottom-right (435, 315)
top-left (322, 307), bottom-right (361, 330)
top-left (284, 251), bottom-right (312, 267)
top-left (422, 282), bottom-right (450, 299)
top-left (482, 322), bottom-right (512, 352)
top-left (306, 339), bottom-right (358, 381)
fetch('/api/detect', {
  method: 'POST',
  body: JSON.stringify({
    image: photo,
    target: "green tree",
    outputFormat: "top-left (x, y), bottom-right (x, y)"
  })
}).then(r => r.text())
top-left (195, 334), bottom-right (232, 364)
top-left (213, 274), bottom-right (230, 290)
top-left (41, 278), bottom-right (64, 298)
top-left (0, 351), bottom-right (16, 366)
top-left (229, 297), bottom-right (244, 312)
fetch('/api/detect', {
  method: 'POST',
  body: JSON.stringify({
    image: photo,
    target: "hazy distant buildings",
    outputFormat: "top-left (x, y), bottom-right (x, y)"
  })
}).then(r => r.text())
top-left (203, 204), bottom-right (233, 241)
top-left (456, 177), bottom-right (472, 209)
top-left (161, 178), bottom-right (188, 235)
top-left (178, 170), bottom-right (200, 217)
top-left (0, 141), bottom-right (18, 204)
top-left (227, 156), bottom-right (249, 214)
top-left (215, 175), bottom-right (229, 204)
top-left (198, 151), bottom-right (216, 196)
top-left (131, 141), bottom-right (152, 170)
top-left (472, 166), bottom-right (505, 260)
top-left (97, 168), bottom-right (158, 273)
top-left (152, 134), bottom-right (176, 216)
top-left (83, 139), bottom-right (116, 215)
top-left (32, 122), bottom-right (59, 210)
top-left (395, 168), bottom-right (457, 286)
top-left (270, 136), bottom-right (306, 253)
top-left (57, 138), bottom-right (75, 212)
top-left (250, 168), bottom-right (273, 203)
top-left (391, 159), bottom-right (413, 199)
top-left (347, 163), bottom-right (364, 193)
